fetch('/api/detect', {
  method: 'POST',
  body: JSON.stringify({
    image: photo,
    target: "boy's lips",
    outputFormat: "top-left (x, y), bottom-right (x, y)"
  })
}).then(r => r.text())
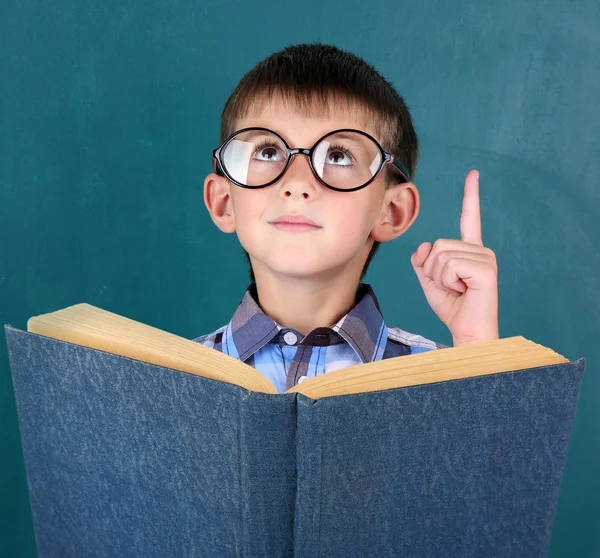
top-left (271, 222), bottom-right (321, 233)
top-left (269, 213), bottom-right (321, 227)
top-left (269, 213), bottom-right (322, 232)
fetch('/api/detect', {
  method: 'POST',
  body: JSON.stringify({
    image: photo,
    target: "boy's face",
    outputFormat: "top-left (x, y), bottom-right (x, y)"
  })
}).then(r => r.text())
top-left (204, 94), bottom-right (419, 284)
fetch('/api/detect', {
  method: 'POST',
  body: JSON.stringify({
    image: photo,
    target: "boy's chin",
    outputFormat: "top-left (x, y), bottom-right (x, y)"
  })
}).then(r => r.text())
top-left (250, 249), bottom-right (362, 280)
top-left (266, 260), bottom-right (348, 280)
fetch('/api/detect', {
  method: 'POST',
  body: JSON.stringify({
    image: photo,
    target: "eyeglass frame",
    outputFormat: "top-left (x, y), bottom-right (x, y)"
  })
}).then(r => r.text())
top-left (212, 126), bottom-right (411, 193)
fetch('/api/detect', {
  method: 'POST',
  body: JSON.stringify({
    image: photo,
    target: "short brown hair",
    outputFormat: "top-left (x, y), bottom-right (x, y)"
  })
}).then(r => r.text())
top-left (218, 43), bottom-right (419, 283)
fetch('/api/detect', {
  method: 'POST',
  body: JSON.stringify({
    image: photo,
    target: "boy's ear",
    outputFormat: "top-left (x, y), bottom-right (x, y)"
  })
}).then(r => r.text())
top-left (204, 173), bottom-right (236, 233)
top-left (370, 182), bottom-right (420, 243)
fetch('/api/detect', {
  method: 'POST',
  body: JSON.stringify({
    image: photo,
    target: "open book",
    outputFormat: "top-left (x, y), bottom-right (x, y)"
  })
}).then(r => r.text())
top-left (26, 302), bottom-right (569, 398)
top-left (5, 304), bottom-right (585, 556)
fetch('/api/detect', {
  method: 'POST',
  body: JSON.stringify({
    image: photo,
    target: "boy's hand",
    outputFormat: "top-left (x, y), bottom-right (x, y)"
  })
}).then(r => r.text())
top-left (410, 170), bottom-right (499, 347)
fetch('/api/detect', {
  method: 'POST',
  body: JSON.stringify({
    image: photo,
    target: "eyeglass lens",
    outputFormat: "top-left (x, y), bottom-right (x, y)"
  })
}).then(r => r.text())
top-left (220, 130), bottom-right (383, 190)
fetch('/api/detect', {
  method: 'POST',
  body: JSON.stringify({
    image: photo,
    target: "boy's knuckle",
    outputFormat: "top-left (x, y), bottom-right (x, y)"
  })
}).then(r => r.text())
top-left (484, 246), bottom-right (497, 260)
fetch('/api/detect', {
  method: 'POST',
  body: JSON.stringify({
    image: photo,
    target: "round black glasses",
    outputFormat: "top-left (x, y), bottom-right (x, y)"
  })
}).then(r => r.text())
top-left (212, 127), bottom-right (411, 193)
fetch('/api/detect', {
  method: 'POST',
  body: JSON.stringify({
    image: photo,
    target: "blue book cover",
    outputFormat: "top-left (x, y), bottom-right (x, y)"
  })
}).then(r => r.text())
top-left (4, 323), bottom-right (585, 557)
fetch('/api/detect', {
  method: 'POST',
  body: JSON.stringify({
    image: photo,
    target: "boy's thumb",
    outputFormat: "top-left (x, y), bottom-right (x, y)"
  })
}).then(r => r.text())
top-left (411, 242), bottom-right (430, 268)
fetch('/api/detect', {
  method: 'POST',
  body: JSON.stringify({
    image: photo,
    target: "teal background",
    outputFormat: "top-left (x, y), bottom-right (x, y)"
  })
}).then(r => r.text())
top-left (1, 0), bottom-right (598, 556)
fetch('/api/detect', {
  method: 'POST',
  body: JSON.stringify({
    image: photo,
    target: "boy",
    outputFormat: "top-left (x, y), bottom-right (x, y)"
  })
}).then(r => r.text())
top-left (193, 43), bottom-right (499, 394)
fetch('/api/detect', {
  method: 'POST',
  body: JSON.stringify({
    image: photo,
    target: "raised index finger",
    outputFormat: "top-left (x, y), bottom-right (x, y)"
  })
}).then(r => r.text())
top-left (460, 169), bottom-right (483, 246)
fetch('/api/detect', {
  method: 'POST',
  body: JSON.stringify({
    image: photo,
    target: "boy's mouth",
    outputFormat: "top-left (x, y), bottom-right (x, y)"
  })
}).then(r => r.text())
top-left (271, 222), bottom-right (321, 233)
top-left (269, 213), bottom-right (322, 233)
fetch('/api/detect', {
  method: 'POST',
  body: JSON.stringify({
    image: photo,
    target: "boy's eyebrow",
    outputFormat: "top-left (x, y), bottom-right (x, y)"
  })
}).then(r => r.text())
top-left (235, 130), bottom-right (277, 141)
top-left (327, 131), bottom-right (374, 144)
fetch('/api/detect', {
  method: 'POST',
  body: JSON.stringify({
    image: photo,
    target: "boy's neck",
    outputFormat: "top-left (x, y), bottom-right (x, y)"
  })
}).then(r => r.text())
top-left (253, 275), bottom-right (362, 337)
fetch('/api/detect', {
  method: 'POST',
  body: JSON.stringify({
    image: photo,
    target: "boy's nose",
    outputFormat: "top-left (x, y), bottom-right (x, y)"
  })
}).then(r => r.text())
top-left (279, 152), bottom-right (319, 197)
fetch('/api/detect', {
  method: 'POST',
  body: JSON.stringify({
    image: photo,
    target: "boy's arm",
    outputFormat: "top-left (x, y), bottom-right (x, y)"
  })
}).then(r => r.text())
top-left (410, 170), bottom-right (499, 347)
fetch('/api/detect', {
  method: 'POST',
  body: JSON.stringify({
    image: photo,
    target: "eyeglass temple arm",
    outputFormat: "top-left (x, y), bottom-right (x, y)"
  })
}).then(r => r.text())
top-left (388, 154), bottom-right (411, 182)
top-left (212, 150), bottom-right (224, 176)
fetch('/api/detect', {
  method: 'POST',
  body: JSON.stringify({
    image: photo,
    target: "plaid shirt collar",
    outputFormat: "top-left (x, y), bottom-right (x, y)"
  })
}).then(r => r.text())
top-left (221, 282), bottom-right (388, 364)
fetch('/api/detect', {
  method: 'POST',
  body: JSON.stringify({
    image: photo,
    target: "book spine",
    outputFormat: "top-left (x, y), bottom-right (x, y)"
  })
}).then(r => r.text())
top-left (239, 392), bottom-right (298, 556)
top-left (292, 395), bottom-right (323, 557)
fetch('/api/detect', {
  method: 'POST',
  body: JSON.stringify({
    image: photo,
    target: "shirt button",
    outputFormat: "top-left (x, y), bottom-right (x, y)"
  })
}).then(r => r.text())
top-left (283, 331), bottom-right (298, 345)
top-left (297, 375), bottom-right (308, 383)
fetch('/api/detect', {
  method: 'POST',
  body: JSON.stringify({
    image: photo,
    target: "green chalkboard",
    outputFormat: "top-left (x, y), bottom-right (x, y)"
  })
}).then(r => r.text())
top-left (1, 1), bottom-right (598, 556)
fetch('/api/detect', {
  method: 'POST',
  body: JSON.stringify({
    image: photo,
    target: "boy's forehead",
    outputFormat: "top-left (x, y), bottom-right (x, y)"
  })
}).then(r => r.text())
top-left (234, 92), bottom-right (383, 145)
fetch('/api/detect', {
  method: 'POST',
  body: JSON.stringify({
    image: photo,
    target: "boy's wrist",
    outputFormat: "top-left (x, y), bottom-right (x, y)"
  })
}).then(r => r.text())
top-left (452, 330), bottom-right (499, 347)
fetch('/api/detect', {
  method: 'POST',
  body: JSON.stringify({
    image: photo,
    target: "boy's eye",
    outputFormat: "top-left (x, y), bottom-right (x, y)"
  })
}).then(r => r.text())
top-left (253, 143), bottom-right (285, 162)
top-left (327, 146), bottom-right (353, 166)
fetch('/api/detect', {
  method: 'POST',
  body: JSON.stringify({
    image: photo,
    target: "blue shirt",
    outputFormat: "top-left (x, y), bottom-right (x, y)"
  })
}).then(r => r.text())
top-left (192, 282), bottom-right (449, 393)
